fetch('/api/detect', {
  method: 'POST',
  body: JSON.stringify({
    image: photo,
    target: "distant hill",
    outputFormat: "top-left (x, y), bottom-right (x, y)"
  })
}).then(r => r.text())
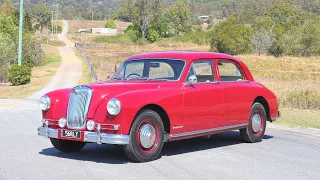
top-left (13, 0), bottom-right (122, 20)
top-left (12, 0), bottom-right (320, 20)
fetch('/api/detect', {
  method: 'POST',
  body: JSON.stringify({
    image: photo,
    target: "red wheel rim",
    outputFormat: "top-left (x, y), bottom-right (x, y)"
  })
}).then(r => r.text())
top-left (250, 110), bottom-right (264, 137)
top-left (136, 119), bottom-right (159, 154)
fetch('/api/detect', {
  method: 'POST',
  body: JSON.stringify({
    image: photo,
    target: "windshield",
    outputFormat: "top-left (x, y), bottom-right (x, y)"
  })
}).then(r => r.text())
top-left (113, 59), bottom-right (185, 80)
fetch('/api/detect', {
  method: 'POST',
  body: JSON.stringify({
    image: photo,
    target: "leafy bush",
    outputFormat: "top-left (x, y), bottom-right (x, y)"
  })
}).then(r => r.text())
top-left (210, 16), bottom-right (253, 55)
top-left (8, 64), bottom-right (32, 86)
top-left (105, 19), bottom-right (116, 29)
top-left (22, 34), bottom-right (45, 67)
top-left (125, 29), bottom-right (141, 43)
top-left (147, 29), bottom-right (159, 43)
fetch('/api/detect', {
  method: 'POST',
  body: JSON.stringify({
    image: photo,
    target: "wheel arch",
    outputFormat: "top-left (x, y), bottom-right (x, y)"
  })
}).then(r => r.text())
top-left (253, 96), bottom-right (270, 120)
top-left (132, 104), bottom-right (171, 134)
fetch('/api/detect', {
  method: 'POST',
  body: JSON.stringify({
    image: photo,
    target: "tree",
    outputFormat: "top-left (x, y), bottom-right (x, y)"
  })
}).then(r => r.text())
top-left (251, 28), bottom-right (275, 55)
top-left (136, 0), bottom-right (162, 38)
top-left (113, 0), bottom-right (139, 22)
top-left (0, 32), bottom-right (16, 83)
top-left (105, 19), bottom-right (116, 29)
top-left (210, 16), bottom-right (253, 55)
top-left (31, 5), bottom-right (51, 33)
top-left (167, 0), bottom-right (192, 34)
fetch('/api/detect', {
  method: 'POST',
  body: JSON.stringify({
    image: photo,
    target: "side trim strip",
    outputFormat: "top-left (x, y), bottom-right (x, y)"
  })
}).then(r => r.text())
top-left (170, 123), bottom-right (248, 139)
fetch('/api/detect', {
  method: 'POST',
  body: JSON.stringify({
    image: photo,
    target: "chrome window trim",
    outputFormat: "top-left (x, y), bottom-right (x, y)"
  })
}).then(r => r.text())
top-left (112, 58), bottom-right (187, 82)
top-left (218, 80), bottom-right (250, 83)
top-left (217, 59), bottom-right (247, 82)
top-left (185, 59), bottom-right (216, 84)
top-left (170, 123), bottom-right (249, 138)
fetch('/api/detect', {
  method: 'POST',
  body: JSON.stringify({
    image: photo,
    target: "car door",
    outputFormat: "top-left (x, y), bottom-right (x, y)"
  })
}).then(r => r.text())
top-left (183, 60), bottom-right (226, 132)
top-left (217, 59), bottom-right (253, 125)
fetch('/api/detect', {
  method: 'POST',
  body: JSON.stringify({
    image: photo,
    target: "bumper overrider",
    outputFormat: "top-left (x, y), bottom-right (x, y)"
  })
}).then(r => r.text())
top-left (37, 126), bottom-right (130, 145)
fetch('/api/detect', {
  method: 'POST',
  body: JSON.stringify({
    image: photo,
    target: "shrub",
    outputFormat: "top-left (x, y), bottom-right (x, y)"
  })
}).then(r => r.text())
top-left (125, 29), bottom-right (141, 43)
top-left (22, 34), bottom-right (45, 67)
top-left (105, 19), bottom-right (116, 29)
top-left (8, 64), bottom-right (31, 86)
top-left (147, 29), bottom-right (159, 43)
top-left (210, 16), bottom-right (253, 55)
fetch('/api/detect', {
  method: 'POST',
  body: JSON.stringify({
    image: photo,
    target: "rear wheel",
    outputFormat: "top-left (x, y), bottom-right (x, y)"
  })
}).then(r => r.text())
top-left (50, 138), bottom-right (86, 152)
top-left (240, 103), bottom-right (267, 143)
top-left (123, 110), bottom-right (164, 162)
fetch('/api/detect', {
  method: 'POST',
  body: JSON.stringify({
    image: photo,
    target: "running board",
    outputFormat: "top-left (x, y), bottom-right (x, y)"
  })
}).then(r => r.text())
top-left (169, 123), bottom-right (248, 141)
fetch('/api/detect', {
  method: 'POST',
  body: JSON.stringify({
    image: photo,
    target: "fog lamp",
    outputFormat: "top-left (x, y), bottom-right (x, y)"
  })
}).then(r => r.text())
top-left (58, 118), bottom-right (67, 128)
top-left (86, 120), bottom-right (95, 131)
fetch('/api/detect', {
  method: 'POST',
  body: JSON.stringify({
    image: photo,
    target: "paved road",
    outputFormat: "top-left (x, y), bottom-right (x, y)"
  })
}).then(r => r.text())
top-left (29, 20), bottom-right (82, 100)
top-left (0, 101), bottom-right (319, 180)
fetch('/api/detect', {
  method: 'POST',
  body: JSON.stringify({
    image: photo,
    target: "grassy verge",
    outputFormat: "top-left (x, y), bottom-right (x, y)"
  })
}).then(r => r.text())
top-left (276, 108), bottom-right (320, 129)
top-left (48, 39), bottom-right (66, 47)
top-left (0, 52), bottom-right (61, 99)
top-left (74, 49), bottom-right (93, 85)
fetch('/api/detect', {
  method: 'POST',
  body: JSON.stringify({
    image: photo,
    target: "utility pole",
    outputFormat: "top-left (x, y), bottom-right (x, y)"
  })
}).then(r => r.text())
top-left (17, 0), bottom-right (24, 66)
top-left (52, 4), bottom-right (59, 34)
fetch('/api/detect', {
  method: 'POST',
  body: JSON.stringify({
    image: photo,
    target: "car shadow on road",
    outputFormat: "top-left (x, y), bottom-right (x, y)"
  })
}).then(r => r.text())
top-left (39, 131), bottom-right (273, 164)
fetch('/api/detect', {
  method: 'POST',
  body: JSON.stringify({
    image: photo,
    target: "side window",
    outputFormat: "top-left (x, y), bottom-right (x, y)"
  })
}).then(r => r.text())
top-left (218, 60), bottom-right (244, 82)
top-left (149, 62), bottom-right (175, 79)
top-left (187, 60), bottom-right (214, 83)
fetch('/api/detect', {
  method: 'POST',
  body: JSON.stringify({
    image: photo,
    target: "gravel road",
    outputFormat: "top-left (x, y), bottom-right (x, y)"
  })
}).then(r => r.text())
top-left (28, 20), bottom-right (82, 100)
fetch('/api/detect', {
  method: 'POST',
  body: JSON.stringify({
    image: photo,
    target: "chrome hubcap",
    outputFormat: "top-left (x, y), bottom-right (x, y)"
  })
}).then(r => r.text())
top-left (139, 124), bottom-right (156, 149)
top-left (252, 114), bottom-right (262, 133)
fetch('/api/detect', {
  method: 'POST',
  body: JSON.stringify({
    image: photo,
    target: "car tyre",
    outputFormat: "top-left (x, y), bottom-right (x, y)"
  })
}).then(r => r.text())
top-left (123, 109), bottom-right (164, 162)
top-left (50, 138), bottom-right (86, 152)
top-left (240, 103), bottom-right (267, 143)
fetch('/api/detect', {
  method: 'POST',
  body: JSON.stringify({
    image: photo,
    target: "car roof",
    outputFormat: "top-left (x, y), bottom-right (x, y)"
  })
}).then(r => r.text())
top-left (127, 51), bottom-right (242, 63)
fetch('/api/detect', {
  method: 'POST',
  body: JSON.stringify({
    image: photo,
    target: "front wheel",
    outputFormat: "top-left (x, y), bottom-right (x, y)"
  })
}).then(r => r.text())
top-left (50, 138), bottom-right (86, 152)
top-left (123, 110), bottom-right (164, 162)
top-left (240, 103), bottom-right (267, 143)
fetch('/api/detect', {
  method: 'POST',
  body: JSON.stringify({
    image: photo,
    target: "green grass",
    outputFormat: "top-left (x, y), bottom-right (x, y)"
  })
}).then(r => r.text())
top-left (44, 55), bottom-right (61, 64)
top-left (74, 49), bottom-right (93, 85)
top-left (276, 108), bottom-right (320, 129)
top-left (92, 35), bottom-right (133, 44)
top-left (0, 55), bottom-right (62, 99)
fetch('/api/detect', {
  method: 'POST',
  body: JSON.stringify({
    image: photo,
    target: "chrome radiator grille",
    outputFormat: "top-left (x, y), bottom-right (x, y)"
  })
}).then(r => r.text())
top-left (67, 86), bottom-right (92, 129)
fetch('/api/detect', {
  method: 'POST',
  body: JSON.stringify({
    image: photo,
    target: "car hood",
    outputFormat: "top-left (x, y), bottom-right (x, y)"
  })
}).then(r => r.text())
top-left (45, 80), bottom-right (175, 119)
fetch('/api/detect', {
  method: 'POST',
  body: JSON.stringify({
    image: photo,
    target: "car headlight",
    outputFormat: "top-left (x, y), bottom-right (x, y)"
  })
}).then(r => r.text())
top-left (39, 95), bottom-right (51, 111)
top-left (107, 98), bottom-right (121, 115)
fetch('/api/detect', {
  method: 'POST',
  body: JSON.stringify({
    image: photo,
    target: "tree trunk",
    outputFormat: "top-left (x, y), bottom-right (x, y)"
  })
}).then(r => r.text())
top-left (141, 8), bottom-right (148, 38)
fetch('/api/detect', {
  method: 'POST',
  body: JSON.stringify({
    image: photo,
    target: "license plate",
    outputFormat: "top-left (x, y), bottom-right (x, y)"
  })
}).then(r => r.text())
top-left (61, 130), bottom-right (81, 139)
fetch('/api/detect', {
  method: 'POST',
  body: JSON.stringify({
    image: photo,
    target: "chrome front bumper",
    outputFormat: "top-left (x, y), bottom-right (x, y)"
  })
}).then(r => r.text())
top-left (37, 126), bottom-right (130, 145)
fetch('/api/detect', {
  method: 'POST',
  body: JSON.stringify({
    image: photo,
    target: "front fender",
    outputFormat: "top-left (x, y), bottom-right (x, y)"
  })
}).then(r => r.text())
top-left (93, 88), bottom-right (184, 135)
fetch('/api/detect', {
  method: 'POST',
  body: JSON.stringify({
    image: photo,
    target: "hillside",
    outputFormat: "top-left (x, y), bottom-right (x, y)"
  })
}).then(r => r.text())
top-left (11, 0), bottom-right (319, 20)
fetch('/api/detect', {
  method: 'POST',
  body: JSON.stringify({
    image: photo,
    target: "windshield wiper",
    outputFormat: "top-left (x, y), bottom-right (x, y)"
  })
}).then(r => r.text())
top-left (112, 77), bottom-right (125, 80)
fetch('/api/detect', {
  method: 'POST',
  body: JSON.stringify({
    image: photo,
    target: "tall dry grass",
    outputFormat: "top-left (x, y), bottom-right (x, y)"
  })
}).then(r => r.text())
top-left (81, 41), bottom-right (320, 110)
top-left (238, 55), bottom-right (320, 110)
top-left (82, 42), bottom-right (209, 80)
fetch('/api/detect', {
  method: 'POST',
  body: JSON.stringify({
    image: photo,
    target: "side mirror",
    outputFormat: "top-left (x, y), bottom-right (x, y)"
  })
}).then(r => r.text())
top-left (184, 75), bottom-right (197, 86)
top-left (188, 75), bottom-right (197, 84)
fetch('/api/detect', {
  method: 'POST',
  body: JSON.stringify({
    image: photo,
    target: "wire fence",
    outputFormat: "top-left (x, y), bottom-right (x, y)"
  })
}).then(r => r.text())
top-left (75, 43), bottom-right (100, 82)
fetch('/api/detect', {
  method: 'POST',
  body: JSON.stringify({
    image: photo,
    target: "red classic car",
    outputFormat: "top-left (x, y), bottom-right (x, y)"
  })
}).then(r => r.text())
top-left (38, 52), bottom-right (280, 162)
